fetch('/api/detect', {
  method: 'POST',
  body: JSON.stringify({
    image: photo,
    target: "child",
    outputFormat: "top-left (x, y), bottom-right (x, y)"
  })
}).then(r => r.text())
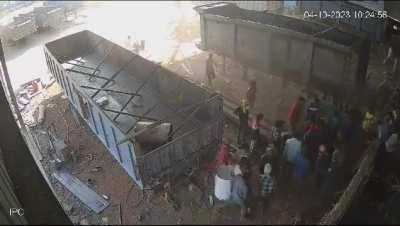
top-left (259, 163), bottom-right (275, 210)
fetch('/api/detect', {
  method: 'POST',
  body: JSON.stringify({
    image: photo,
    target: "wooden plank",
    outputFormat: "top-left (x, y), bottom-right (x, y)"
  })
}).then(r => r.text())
top-left (52, 170), bottom-right (109, 214)
top-left (319, 140), bottom-right (378, 225)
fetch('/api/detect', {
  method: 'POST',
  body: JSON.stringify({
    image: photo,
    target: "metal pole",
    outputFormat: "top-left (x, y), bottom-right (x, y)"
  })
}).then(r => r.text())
top-left (103, 108), bottom-right (157, 121)
top-left (80, 85), bottom-right (142, 97)
top-left (0, 39), bottom-right (72, 225)
top-left (0, 39), bottom-right (25, 131)
top-left (66, 68), bottom-right (115, 82)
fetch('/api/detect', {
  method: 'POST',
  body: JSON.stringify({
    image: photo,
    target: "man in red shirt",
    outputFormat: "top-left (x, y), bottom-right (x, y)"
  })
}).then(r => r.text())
top-left (288, 96), bottom-right (306, 132)
top-left (216, 141), bottom-right (231, 167)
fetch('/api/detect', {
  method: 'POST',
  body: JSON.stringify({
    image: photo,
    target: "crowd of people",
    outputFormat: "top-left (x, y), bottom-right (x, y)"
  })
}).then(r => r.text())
top-left (213, 91), bottom-right (368, 221)
top-left (204, 50), bottom-right (400, 221)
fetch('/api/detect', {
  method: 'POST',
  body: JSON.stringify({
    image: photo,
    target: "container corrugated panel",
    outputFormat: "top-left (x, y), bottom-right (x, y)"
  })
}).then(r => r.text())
top-left (195, 3), bottom-right (371, 99)
top-left (194, 1), bottom-right (271, 11)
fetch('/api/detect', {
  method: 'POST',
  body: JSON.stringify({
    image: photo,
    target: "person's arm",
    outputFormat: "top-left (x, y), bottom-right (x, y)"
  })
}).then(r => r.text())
top-left (282, 140), bottom-right (289, 161)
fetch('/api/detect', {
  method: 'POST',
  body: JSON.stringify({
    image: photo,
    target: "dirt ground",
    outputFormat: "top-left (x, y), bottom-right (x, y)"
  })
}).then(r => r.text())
top-left (25, 40), bottom-right (391, 225)
top-left (29, 83), bottom-right (329, 225)
top-left (23, 41), bottom-right (393, 226)
top-left (15, 4), bottom-right (395, 224)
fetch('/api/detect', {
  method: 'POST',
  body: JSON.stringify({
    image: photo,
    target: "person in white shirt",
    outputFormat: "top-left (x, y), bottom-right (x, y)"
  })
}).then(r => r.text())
top-left (280, 133), bottom-right (302, 187)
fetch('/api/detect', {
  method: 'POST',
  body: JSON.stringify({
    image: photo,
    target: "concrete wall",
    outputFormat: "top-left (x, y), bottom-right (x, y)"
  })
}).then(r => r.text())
top-left (44, 46), bottom-right (144, 188)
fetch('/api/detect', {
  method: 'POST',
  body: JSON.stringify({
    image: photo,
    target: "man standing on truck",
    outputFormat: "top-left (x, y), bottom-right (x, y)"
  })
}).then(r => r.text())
top-left (206, 53), bottom-right (216, 87)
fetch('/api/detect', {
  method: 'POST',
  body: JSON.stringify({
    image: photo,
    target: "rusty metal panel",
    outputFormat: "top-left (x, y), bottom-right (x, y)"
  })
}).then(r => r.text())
top-left (195, 2), bottom-right (370, 96)
top-left (205, 18), bottom-right (235, 57)
top-left (312, 46), bottom-right (347, 85)
top-left (236, 24), bottom-right (271, 68)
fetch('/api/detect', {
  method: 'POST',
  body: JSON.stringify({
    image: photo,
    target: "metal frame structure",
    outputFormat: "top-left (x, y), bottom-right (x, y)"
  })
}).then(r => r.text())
top-left (44, 30), bottom-right (224, 189)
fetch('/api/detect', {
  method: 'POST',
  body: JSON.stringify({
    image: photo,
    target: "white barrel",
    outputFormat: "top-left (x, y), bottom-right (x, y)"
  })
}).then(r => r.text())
top-left (214, 165), bottom-right (233, 201)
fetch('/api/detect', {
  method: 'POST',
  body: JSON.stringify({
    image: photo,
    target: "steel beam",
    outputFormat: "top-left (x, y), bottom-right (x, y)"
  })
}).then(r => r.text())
top-left (64, 62), bottom-right (101, 73)
top-left (66, 68), bottom-right (115, 82)
top-left (80, 85), bottom-right (142, 97)
top-left (88, 45), bottom-right (116, 81)
top-left (126, 102), bottom-right (160, 134)
top-left (0, 39), bottom-right (72, 225)
top-left (118, 93), bottom-right (218, 144)
top-left (170, 95), bottom-right (214, 137)
top-left (113, 65), bottom-right (160, 121)
top-left (103, 108), bottom-right (157, 121)
top-left (91, 54), bottom-right (138, 99)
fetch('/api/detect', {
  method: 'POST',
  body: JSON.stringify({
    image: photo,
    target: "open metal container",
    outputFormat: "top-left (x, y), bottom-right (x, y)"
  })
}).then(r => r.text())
top-left (194, 2), bottom-right (371, 100)
top-left (44, 30), bottom-right (224, 189)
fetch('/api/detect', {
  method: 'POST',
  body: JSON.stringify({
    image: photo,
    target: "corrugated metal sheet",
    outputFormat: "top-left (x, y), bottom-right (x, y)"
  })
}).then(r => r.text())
top-left (348, 0), bottom-right (384, 11)
top-left (234, 1), bottom-right (268, 11)
top-left (195, 3), bottom-right (371, 99)
top-left (53, 170), bottom-right (110, 214)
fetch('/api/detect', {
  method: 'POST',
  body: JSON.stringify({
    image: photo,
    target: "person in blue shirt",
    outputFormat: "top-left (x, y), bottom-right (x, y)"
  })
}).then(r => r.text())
top-left (230, 162), bottom-right (250, 221)
top-left (292, 150), bottom-right (310, 194)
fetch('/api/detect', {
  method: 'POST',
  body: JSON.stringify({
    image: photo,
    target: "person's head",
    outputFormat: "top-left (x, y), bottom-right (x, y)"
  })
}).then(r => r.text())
top-left (239, 156), bottom-right (250, 172)
top-left (208, 53), bottom-right (213, 59)
top-left (127, 35), bottom-right (131, 40)
top-left (319, 144), bottom-right (327, 154)
top-left (299, 96), bottom-right (305, 103)
top-left (263, 163), bottom-right (272, 176)
top-left (234, 164), bottom-right (242, 176)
